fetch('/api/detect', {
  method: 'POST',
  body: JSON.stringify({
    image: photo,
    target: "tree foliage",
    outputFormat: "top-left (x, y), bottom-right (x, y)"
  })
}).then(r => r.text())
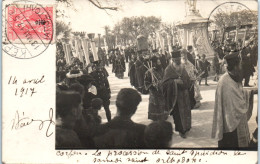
top-left (212, 10), bottom-right (257, 30)
top-left (56, 21), bottom-right (72, 40)
top-left (112, 16), bottom-right (161, 45)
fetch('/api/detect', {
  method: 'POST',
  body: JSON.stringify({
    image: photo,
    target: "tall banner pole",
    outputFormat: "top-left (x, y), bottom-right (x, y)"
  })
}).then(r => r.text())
top-left (90, 41), bottom-right (99, 61)
top-left (65, 44), bottom-right (73, 65)
top-left (81, 38), bottom-right (91, 65)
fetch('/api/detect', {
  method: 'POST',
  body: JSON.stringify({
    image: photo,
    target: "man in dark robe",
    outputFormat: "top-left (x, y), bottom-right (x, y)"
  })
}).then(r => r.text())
top-left (128, 56), bottom-right (138, 88)
top-left (135, 51), bottom-right (149, 94)
top-left (94, 88), bottom-right (146, 148)
top-left (157, 49), bottom-right (168, 70)
top-left (162, 50), bottom-right (192, 138)
top-left (144, 56), bottom-right (167, 121)
top-left (112, 54), bottom-right (126, 79)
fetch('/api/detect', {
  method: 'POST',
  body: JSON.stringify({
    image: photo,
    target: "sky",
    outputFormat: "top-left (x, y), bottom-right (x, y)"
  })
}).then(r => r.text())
top-left (57, 0), bottom-right (258, 35)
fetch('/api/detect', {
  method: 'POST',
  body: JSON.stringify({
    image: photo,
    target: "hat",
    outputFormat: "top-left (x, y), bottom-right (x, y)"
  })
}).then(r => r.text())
top-left (180, 49), bottom-right (188, 55)
top-left (77, 74), bottom-right (95, 85)
top-left (187, 45), bottom-right (192, 50)
top-left (226, 38), bottom-right (232, 42)
top-left (228, 42), bottom-right (236, 47)
top-left (224, 51), bottom-right (239, 60)
top-left (150, 56), bottom-right (158, 64)
top-left (152, 49), bottom-right (158, 53)
top-left (137, 50), bottom-right (143, 54)
top-left (171, 50), bottom-right (181, 58)
top-left (66, 70), bottom-right (83, 78)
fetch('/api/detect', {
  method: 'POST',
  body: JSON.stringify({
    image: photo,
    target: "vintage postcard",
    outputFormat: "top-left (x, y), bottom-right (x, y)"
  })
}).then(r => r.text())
top-left (2, 0), bottom-right (258, 163)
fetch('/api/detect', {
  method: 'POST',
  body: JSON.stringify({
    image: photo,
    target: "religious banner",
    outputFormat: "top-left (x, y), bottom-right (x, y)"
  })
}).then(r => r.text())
top-left (61, 42), bottom-right (69, 64)
top-left (75, 39), bottom-right (84, 64)
top-left (90, 41), bottom-right (99, 61)
top-left (167, 33), bottom-right (173, 53)
top-left (81, 38), bottom-right (91, 65)
top-left (157, 32), bottom-right (165, 54)
top-left (65, 44), bottom-right (73, 65)
top-left (103, 37), bottom-right (108, 54)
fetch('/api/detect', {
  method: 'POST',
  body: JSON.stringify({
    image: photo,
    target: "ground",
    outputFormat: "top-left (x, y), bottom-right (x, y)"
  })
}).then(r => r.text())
top-left (98, 63), bottom-right (258, 148)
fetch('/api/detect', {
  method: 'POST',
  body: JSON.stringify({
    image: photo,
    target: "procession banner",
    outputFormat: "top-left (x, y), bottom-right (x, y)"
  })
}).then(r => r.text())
top-left (90, 41), bottom-right (99, 61)
top-left (167, 33), bottom-right (173, 53)
top-left (157, 32), bottom-right (165, 55)
top-left (61, 42), bottom-right (69, 64)
top-left (65, 44), bottom-right (73, 65)
top-left (75, 39), bottom-right (84, 63)
top-left (81, 38), bottom-right (91, 65)
top-left (103, 37), bottom-right (108, 54)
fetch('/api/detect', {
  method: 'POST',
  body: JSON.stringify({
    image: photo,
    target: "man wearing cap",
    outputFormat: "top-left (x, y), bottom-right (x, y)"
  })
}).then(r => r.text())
top-left (90, 61), bottom-right (112, 122)
top-left (212, 51), bottom-right (257, 148)
top-left (162, 50), bottom-right (192, 138)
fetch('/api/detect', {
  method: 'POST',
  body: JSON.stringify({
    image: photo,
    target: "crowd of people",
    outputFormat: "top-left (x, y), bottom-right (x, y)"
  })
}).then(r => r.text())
top-left (55, 34), bottom-right (258, 149)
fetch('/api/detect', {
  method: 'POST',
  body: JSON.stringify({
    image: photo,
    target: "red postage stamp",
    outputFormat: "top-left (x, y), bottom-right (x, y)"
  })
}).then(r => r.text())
top-left (6, 4), bottom-right (54, 44)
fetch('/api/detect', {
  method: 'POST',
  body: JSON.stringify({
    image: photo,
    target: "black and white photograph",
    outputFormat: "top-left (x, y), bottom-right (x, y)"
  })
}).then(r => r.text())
top-left (55, 0), bottom-right (258, 150)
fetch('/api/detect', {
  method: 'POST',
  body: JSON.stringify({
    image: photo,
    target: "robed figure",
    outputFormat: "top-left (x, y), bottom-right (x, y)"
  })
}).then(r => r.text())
top-left (128, 56), bottom-right (138, 88)
top-left (144, 56), bottom-right (168, 121)
top-left (162, 51), bottom-right (192, 138)
top-left (135, 52), bottom-right (149, 94)
top-left (112, 54), bottom-right (126, 79)
top-left (212, 52), bottom-right (256, 148)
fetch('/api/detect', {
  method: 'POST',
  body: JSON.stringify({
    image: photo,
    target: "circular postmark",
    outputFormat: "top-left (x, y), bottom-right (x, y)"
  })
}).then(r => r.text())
top-left (2, 0), bottom-right (54, 59)
top-left (207, 2), bottom-right (257, 53)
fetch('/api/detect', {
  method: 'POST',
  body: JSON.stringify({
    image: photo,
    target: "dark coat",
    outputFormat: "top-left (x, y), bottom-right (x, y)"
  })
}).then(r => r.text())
top-left (187, 52), bottom-right (195, 66)
top-left (94, 116), bottom-right (146, 148)
top-left (90, 68), bottom-right (111, 100)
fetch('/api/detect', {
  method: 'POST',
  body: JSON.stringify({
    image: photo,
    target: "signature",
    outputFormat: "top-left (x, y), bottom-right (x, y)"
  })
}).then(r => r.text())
top-left (11, 108), bottom-right (55, 137)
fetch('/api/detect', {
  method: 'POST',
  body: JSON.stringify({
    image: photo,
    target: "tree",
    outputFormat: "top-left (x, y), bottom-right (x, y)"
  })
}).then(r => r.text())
top-left (56, 21), bottom-right (72, 40)
top-left (113, 16), bottom-right (162, 44)
top-left (211, 10), bottom-right (257, 30)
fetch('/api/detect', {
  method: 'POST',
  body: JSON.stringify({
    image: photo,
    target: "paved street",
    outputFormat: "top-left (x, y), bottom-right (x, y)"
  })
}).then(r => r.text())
top-left (99, 63), bottom-right (258, 148)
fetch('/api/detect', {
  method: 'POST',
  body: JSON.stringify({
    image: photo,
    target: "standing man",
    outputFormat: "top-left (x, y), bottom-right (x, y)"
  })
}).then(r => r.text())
top-left (187, 45), bottom-right (195, 65)
top-left (90, 61), bottom-right (112, 122)
top-left (241, 41), bottom-right (255, 87)
top-left (162, 50), bottom-right (191, 138)
top-left (212, 52), bottom-right (257, 148)
top-left (198, 54), bottom-right (211, 86)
